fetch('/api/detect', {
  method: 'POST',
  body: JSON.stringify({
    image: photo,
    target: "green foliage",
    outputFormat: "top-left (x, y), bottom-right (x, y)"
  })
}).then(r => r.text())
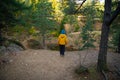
top-left (81, 23), bottom-right (95, 50)
top-left (59, 0), bottom-right (78, 33)
top-left (29, 26), bottom-right (38, 35)
top-left (111, 32), bottom-right (120, 47)
top-left (3, 26), bottom-right (28, 40)
top-left (81, 5), bottom-right (96, 17)
top-left (112, 0), bottom-right (118, 11)
top-left (59, 17), bottom-right (66, 34)
top-left (74, 26), bottom-right (80, 32)
top-left (63, 0), bottom-right (76, 15)
top-left (65, 15), bottom-right (78, 24)
top-left (27, 39), bottom-right (42, 49)
top-left (75, 66), bottom-right (101, 80)
top-left (80, 3), bottom-right (96, 50)
top-left (88, 67), bottom-right (100, 80)
top-left (59, 15), bottom-right (79, 33)
top-left (12, 26), bottom-right (25, 33)
top-left (47, 43), bottom-right (59, 50)
top-left (49, 0), bottom-right (64, 24)
top-left (81, 12), bottom-right (94, 49)
top-left (80, 1), bottom-right (103, 21)
top-left (75, 66), bottom-right (89, 74)
top-left (0, 0), bottom-right (28, 28)
top-left (109, 1), bottom-right (120, 50)
top-left (31, 1), bottom-right (56, 33)
top-left (0, 36), bottom-right (25, 49)
top-left (110, 15), bottom-right (120, 50)
top-left (25, 0), bottom-right (58, 48)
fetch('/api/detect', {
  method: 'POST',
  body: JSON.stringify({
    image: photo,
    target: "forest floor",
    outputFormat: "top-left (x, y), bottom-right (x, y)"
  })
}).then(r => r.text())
top-left (0, 49), bottom-right (120, 80)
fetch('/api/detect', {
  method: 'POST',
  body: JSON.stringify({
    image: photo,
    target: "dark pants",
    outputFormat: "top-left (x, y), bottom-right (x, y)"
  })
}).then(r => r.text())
top-left (59, 45), bottom-right (65, 56)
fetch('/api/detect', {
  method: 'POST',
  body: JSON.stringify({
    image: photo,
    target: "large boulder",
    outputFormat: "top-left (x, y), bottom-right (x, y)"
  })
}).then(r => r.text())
top-left (0, 43), bottom-right (24, 55)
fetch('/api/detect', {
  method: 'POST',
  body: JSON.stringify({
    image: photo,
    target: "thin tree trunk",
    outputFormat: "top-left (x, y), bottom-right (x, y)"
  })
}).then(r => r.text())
top-left (42, 33), bottom-right (46, 49)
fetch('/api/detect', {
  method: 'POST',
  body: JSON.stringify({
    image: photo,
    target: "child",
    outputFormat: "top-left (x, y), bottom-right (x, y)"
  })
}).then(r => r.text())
top-left (58, 29), bottom-right (68, 56)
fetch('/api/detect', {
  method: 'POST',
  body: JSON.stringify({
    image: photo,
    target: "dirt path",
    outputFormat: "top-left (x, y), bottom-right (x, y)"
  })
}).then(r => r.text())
top-left (0, 49), bottom-right (120, 80)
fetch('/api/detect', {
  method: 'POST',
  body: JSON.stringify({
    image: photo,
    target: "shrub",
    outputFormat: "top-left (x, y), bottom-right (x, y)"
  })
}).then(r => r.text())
top-left (27, 39), bottom-right (43, 49)
top-left (47, 43), bottom-right (59, 50)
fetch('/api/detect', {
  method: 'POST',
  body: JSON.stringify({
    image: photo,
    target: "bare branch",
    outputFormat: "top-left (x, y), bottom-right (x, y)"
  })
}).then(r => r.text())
top-left (102, 70), bottom-right (108, 80)
top-left (74, 0), bottom-right (87, 14)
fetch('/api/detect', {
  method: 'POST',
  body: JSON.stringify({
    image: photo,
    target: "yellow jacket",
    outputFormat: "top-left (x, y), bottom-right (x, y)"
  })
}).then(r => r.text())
top-left (58, 34), bottom-right (68, 45)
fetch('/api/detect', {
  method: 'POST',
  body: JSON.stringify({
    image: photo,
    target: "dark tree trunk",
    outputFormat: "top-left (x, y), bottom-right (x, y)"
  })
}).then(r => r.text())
top-left (0, 31), bottom-right (2, 46)
top-left (97, 0), bottom-right (120, 72)
top-left (0, 24), bottom-right (4, 46)
top-left (97, 25), bottom-right (110, 72)
top-left (97, 0), bottom-right (111, 72)
top-left (117, 34), bottom-right (120, 53)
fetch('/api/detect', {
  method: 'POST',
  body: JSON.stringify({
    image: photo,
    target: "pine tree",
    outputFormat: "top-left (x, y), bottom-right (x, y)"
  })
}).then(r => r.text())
top-left (31, 1), bottom-right (55, 48)
top-left (0, 0), bottom-right (28, 46)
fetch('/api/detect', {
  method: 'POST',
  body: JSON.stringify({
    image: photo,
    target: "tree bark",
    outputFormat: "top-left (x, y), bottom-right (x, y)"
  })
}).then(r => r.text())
top-left (97, 0), bottom-right (111, 72)
top-left (0, 24), bottom-right (4, 46)
top-left (42, 33), bottom-right (46, 49)
top-left (97, 0), bottom-right (120, 72)
top-left (117, 33), bottom-right (120, 53)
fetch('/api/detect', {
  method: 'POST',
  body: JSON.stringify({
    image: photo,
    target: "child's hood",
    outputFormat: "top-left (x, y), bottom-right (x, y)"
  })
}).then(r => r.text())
top-left (59, 34), bottom-right (66, 38)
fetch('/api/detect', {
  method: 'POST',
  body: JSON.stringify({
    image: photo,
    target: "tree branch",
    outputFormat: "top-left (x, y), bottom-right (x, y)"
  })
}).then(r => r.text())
top-left (108, 1), bottom-right (120, 26)
top-left (102, 70), bottom-right (108, 80)
top-left (74, 0), bottom-right (87, 14)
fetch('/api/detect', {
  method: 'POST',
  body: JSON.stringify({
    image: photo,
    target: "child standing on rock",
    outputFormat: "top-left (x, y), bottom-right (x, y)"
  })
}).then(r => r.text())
top-left (58, 29), bottom-right (68, 56)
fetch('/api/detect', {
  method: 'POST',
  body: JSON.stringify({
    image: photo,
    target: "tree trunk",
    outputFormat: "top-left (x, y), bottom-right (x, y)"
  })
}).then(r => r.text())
top-left (0, 30), bottom-right (2, 46)
top-left (97, 0), bottom-right (111, 72)
top-left (97, 0), bottom-right (120, 72)
top-left (117, 33), bottom-right (120, 53)
top-left (0, 24), bottom-right (4, 46)
top-left (97, 24), bottom-right (110, 72)
top-left (42, 33), bottom-right (46, 49)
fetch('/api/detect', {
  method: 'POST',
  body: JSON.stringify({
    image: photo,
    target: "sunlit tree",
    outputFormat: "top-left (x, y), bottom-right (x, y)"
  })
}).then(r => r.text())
top-left (31, 0), bottom-right (56, 48)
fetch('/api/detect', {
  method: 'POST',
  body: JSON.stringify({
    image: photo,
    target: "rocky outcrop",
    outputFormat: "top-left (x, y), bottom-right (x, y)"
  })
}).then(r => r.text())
top-left (0, 43), bottom-right (24, 55)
